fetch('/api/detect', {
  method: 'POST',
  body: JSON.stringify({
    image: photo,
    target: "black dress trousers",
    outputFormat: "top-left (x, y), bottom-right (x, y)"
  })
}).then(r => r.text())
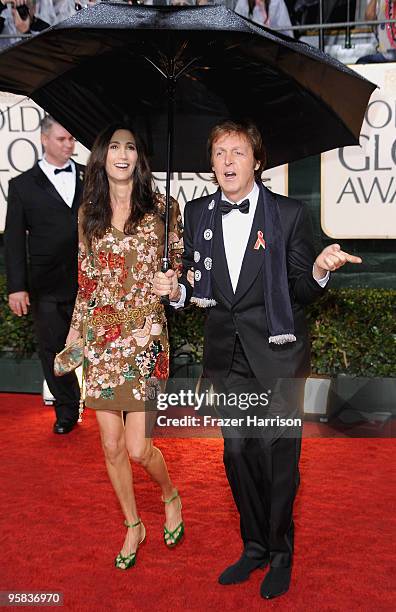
top-left (31, 300), bottom-right (80, 425)
top-left (216, 336), bottom-right (304, 568)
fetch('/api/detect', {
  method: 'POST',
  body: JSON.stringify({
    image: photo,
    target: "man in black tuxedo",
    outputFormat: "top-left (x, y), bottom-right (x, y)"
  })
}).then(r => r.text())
top-left (154, 120), bottom-right (361, 599)
top-left (4, 116), bottom-right (84, 434)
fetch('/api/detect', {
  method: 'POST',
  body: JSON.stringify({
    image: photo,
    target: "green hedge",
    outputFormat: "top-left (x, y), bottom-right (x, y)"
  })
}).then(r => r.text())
top-left (306, 289), bottom-right (395, 377)
top-left (0, 275), bottom-right (36, 356)
top-left (0, 273), bottom-right (394, 377)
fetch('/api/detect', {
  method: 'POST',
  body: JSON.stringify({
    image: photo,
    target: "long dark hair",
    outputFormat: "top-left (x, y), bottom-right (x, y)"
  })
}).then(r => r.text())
top-left (248, 0), bottom-right (270, 19)
top-left (81, 124), bottom-right (155, 247)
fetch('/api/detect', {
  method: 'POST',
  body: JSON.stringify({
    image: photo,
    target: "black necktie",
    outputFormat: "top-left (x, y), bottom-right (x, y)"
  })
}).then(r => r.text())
top-left (220, 199), bottom-right (250, 215)
top-left (54, 165), bottom-right (72, 175)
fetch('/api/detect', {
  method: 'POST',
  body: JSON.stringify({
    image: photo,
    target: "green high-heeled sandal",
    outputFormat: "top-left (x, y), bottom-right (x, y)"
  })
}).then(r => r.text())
top-left (114, 518), bottom-right (146, 570)
top-left (162, 489), bottom-right (184, 548)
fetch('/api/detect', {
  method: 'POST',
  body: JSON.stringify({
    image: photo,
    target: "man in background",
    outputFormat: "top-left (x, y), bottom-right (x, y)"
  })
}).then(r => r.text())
top-left (4, 116), bottom-right (84, 434)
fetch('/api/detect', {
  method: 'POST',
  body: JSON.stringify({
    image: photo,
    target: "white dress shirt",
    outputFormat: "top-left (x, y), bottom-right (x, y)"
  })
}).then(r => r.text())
top-left (38, 156), bottom-right (76, 208)
top-left (222, 182), bottom-right (260, 292)
top-left (172, 185), bottom-right (329, 307)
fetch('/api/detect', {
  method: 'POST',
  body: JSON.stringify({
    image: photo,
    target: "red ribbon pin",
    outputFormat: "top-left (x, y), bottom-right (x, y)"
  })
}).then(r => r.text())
top-left (254, 230), bottom-right (266, 250)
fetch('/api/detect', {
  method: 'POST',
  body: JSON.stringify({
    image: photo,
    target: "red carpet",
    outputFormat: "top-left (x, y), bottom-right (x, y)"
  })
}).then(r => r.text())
top-left (0, 393), bottom-right (395, 611)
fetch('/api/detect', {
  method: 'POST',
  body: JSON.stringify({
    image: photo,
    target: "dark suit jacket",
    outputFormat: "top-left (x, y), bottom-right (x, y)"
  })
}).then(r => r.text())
top-left (180, 183), bottom-right (326, 381)
top-left (4, 161), bottom-right (84, 302)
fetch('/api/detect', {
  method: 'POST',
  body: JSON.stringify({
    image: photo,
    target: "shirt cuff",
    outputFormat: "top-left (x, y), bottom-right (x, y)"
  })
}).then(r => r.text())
top-left (312, 265), bottom-right (330, 288)
top-left (170, 283), bottom-right (186, 308)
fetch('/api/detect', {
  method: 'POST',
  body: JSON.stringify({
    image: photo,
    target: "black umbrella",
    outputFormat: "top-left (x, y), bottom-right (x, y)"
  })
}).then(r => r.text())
top-left (0, 2), bottom-right (375, 269)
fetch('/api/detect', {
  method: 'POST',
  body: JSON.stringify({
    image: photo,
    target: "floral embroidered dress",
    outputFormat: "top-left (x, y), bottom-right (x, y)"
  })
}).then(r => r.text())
top-left (71, 195), bottom-right (183, 412)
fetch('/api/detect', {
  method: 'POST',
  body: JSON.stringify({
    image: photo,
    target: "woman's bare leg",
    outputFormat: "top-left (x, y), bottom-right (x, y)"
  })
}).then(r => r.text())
top-left (96, 410), bottom-right (144, 562)
top-left (125, 411), bottom-right (183, 543)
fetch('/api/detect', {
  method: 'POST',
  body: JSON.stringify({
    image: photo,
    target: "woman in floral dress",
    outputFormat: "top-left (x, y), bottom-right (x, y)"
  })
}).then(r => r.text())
top-left (66, 124), bottom-right (184, 569)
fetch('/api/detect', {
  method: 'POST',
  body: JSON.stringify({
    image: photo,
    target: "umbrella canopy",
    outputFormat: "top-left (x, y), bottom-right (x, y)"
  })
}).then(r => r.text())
top-left (0, 3), bottom-right (375, 171)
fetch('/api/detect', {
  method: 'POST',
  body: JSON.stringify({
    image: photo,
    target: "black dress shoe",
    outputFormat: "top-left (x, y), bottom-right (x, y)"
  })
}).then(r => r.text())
top-left (260, 566), bottom-right (292, 599)
top-left (53, 420), bottom-right (77, 434)
top-left (218, 553), bottom-right (268, 585)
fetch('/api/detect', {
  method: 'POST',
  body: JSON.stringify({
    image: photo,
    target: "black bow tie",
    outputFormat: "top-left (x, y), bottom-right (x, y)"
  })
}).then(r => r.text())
top-left (54, 165), bottom-right (72, 175)
top-left (220, 199), bottom-right (250, 215)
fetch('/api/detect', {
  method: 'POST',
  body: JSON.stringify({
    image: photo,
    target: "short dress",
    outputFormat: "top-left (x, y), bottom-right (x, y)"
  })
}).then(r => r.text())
top-left (71, 195), bottom-right (183, 412)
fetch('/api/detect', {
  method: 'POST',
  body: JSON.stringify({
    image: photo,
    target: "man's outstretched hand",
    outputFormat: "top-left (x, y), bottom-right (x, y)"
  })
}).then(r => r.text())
top-left (313, 244), bottom-right (362, 280)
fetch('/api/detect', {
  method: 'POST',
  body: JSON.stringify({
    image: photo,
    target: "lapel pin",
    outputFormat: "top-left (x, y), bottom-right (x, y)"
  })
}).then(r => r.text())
top-left (254, 230), bottom-right (266, 250)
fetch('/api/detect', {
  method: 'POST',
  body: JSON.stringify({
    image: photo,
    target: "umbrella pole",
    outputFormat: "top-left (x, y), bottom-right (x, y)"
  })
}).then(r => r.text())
top-left (160, 73), bottom-right (176, 305)
top-left (150, 53), bottom-right (199, 304)
top-left (161, 75), bottom-right (175, 274)
top-left (144, 54), bottom-right (198, 277)
top-left (159, 55), bottom-right (198, 274)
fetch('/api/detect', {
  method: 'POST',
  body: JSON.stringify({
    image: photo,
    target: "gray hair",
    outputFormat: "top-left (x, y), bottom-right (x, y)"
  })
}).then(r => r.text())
top-left (40, 115), bottom-right (59, 134)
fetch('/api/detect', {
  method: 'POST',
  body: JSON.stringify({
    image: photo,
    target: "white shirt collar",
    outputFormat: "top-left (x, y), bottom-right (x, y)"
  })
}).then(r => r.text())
top-left (41, 155), bottom-right (74, 172)
top-left (221, 181), bottom-right (259, 206)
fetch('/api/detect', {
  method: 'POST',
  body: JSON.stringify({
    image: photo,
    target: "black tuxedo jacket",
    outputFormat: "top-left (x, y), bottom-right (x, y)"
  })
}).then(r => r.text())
top-left (180, 184), bottom-right (326, 381)
top-left (4, 161), bottom-right (84, 302)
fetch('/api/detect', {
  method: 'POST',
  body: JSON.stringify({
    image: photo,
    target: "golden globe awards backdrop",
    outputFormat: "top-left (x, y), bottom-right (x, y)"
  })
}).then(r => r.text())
top-left (321, 63), bottom-right (396, 239)
top-left (0, 93), bottom-right (288, 232)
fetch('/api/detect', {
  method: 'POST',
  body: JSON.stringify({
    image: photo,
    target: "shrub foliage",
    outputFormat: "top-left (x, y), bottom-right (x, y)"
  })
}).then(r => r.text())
top-left (0, 275), bottom-right (394, 376)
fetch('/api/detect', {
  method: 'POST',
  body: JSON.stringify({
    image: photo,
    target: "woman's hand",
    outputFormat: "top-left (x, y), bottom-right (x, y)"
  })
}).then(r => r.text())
top-left (153, 270), bottom-right (181, 301)
top-left (65, 327), bottom-right (81, 347)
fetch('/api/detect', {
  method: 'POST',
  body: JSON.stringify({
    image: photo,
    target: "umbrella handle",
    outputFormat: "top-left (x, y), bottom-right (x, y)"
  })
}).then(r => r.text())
top-left (160, 257), bottom-right (170, 306)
